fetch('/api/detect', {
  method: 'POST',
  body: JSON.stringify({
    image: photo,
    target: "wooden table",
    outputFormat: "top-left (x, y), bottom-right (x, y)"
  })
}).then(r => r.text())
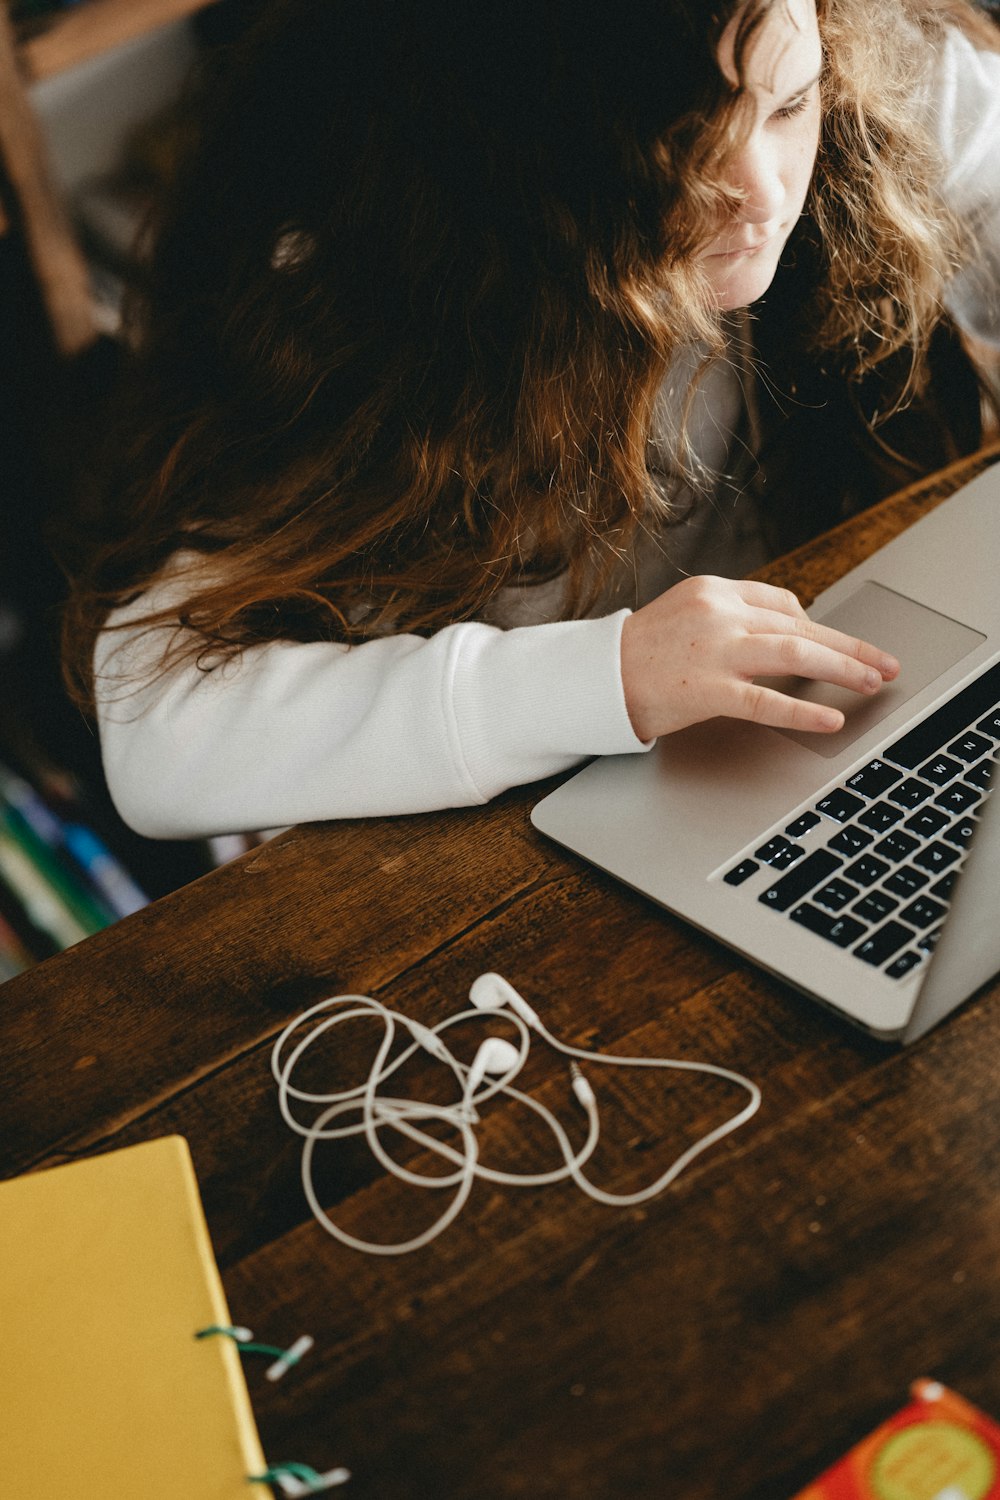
top-left (5, 446), bottom-right (1000, 1499)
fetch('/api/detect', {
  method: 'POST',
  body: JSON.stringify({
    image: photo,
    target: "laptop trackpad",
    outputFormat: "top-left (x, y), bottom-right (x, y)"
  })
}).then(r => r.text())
top-left (767, 580), bottom-right (985, 759)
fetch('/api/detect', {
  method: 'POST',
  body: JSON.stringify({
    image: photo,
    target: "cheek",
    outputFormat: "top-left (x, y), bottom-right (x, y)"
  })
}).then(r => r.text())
top-left (789, 106), bottom-right (822, 203)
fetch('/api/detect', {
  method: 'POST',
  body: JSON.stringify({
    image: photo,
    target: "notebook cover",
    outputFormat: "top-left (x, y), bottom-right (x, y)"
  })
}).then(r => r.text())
top-left (794, 1378), bottom-right (1000, 1499)
top-left (0, 1135), bottom-right (268, 1498)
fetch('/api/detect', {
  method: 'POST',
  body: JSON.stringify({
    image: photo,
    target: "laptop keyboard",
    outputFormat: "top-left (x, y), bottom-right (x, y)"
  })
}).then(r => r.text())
top-left (723, 659), bottom-right (1000, 980)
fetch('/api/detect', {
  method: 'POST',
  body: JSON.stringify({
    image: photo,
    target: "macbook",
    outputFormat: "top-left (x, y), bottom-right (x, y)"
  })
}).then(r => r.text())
top-left (531, 460), bottom-right (1000, 1042)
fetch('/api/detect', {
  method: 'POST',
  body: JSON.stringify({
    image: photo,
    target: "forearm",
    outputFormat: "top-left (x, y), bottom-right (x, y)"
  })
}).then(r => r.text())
top-left (94, 608), bottom-right (648, 838)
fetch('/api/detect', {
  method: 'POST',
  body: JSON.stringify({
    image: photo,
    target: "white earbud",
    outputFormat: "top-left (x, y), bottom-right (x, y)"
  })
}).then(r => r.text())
top-left (469, 972), bottom-right (542, 1031)
top-left (465, 1036), bottom-right (520, 1093)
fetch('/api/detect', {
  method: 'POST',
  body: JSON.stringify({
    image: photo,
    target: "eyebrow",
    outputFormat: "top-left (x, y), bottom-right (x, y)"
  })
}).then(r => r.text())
top-left (779, 68), bottom-right (822, 106)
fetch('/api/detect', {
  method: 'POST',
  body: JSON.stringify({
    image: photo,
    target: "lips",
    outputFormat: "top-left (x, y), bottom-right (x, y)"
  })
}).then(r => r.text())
top-left (701, 221), bottom-right (788, 259)
top-left (706, 235), bottom-right (774, 260)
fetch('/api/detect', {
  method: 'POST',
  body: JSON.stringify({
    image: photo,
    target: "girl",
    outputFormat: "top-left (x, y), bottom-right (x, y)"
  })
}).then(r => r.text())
top-left (63, 0), bottom-right (1000, 838)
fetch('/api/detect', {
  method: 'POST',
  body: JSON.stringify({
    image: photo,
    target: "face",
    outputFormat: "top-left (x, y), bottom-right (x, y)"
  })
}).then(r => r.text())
top-left (696, 0), bottom-right (822, 312)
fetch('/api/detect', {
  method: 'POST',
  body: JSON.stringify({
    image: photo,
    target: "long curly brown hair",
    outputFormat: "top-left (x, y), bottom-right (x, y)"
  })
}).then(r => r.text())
top-left (62, 0), bottom-right (998, 706)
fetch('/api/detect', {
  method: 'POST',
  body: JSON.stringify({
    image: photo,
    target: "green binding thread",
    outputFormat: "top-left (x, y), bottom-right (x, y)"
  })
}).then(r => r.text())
top-left (198, 1330), bottom-right (334, 1491)
top-left (194, 1325), bottom-right (306, 1368)
top-left (248, 1461), bottom-right (328, 1489)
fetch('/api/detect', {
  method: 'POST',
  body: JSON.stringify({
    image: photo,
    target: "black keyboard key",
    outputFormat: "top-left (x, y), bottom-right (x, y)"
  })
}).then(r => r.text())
top-left (785, 811), bottom-right (821, 839)
top-left (913, 840), bottom-right (961, 873)
top-left (918, 926), bottom-right (942, 953)
top-left (977, 707), bottom-right (1000, 738)
top-left (814, 878), bottom-right (858, 912)
top-left (853, 890), bottom-right (900, 922)
top-left (949, 731), bottom-right (993, 762)
top-left (934, 782), bottom-right (980, 814)
top-left (858, 800), bottom-right (904, 833)
top-left (854, 920), bottom-right (913, 967)
top-left (943, 817), bottom-right (977, 849)
top-left (930, 871), bottom-right (958, 900)
top-left (884, 865), bottom-right (930, 897)
top-left (919, 754), bottom-right (963, 786)
top-left (754, 836), bottom-right (804, 870)
top-left (886, 950), bottom-right (923, 980)
top-left (873, 830), bottom-right (920, 862)
top-left (829, 825), bottom-right (874, 856)
top-left (844, 854), bottom-right (890, 887)
top-left (888, 777), bottom-right (935, 810)
top-left (966, 760), bottom-right (994, 790)
top-left (885, 661), bottom-right (1000, 768)
top-left (900, 895), bottom-right (947, 929)
top-left (904, 806), bottom-right (950, 838)
top-left (846, 760), bottom-right (902, 799)
top-left (816, 788), bottom-right (865, 823)
top-left (881, 864), bottom-right (929, 894)
top-left (758, 849), bottom-right (842, 913)
top-left (790, 904), bottom-right (867, 947)
top-left (724, 858), bottom-right (760, 886)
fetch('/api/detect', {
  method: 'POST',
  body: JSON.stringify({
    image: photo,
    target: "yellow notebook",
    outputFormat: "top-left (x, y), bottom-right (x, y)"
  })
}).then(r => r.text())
top-left (0, 1135), bottom-right (269, 1498)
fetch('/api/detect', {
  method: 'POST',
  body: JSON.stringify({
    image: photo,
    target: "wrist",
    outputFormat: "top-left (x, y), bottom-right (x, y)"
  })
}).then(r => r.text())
top-left (620, 611), bottom-right (656, 743)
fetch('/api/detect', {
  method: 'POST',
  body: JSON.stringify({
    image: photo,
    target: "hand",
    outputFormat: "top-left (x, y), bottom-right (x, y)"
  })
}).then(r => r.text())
top-left (619, 575), bottom-right (900, 742)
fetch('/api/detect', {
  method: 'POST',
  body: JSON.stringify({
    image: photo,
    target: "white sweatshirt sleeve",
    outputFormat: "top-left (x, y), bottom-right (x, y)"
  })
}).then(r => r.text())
top-left (94, 596), bottom-right (649, 838)
top-left (930, 27), bottom-right (1000, 344)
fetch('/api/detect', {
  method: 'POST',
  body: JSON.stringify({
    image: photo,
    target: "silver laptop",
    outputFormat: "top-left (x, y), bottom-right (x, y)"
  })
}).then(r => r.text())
top-left (532, 460), bottom-right (1000, 1043)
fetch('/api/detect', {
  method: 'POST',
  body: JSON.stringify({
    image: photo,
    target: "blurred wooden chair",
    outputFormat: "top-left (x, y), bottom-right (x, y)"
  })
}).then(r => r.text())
top-left (0, 1), bottom-right (96, 357)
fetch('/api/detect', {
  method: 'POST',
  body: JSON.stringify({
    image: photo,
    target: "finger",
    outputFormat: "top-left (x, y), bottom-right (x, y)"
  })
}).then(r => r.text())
top-left (740, 632), bottom-right (888, 695)
top-left (724, 679), bottom-right (845, 734)
top-left (735, 579), bottom-right (809, 620)
top-left (744, 609), bottom-right (900, 680)
top-left (808, 622), bottom-right (900, 680)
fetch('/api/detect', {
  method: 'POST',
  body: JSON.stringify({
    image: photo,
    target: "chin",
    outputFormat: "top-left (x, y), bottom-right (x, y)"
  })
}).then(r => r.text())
top-left (704, 247), bottom-right (782, 312)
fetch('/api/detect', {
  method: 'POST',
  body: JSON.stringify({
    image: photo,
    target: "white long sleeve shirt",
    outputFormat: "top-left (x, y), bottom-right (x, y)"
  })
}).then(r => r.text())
top-left (94, 26), bottom-right (1000, 839)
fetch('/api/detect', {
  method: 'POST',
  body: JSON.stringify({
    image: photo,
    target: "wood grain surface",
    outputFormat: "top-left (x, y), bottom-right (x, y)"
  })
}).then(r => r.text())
top-left (4, 443), bottom-right (1000, 1499)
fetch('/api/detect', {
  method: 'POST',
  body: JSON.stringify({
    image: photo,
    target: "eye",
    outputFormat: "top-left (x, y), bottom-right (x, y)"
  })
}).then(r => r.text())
top-left (774, 92), bottom-right (811, 122)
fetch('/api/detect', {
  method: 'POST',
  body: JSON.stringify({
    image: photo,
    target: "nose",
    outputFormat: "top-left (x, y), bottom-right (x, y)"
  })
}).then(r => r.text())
top-left (724, 134), bottom-right (785, 225)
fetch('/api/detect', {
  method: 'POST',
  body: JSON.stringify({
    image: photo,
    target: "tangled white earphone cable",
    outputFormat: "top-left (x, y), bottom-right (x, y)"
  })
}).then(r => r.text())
top-left (271, 973), bottom-right (761, 1255)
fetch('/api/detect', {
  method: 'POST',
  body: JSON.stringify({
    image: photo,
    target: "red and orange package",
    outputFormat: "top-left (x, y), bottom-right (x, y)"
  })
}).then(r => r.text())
top-left (794, 1380), bottom-right (1000, 1500)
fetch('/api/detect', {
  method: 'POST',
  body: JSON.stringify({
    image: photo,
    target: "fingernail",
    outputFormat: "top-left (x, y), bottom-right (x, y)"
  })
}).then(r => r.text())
top-left (864, 668), bottom-right (881, 691)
